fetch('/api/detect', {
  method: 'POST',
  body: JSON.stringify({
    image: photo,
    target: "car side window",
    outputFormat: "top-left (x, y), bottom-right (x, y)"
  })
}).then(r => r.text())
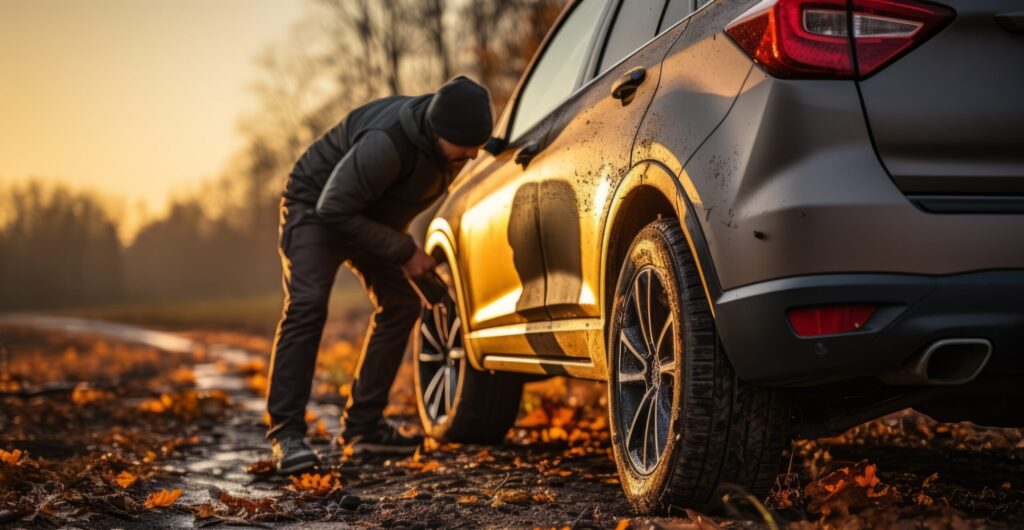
top-left (658, 0), bottom-right (693, 33)
top-left (509, 0), bottom-right (608, 141)
top-left (597, 0), bottom-right (667, 75)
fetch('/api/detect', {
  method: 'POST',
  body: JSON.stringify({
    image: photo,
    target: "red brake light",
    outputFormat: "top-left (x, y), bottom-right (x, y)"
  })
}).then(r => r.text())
top-left (787, 305), bottom-right (877, 337)
top-left (725, 0), bottom-right (954, 79)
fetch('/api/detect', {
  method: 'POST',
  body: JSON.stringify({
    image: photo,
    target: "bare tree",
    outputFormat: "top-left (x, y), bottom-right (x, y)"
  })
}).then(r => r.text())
top-left (417, 0), bottom-right (450, 81)
top-left (462, 0), bottom-right (519, 91)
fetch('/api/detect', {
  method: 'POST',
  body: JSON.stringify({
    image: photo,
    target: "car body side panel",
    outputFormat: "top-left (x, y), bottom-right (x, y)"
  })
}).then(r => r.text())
top-left (632, 0), bottom-right (759, 179)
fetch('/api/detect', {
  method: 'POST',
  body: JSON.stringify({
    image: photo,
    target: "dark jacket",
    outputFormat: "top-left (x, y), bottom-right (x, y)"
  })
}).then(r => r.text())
top-left (283, 95), bottom-right (452, 264)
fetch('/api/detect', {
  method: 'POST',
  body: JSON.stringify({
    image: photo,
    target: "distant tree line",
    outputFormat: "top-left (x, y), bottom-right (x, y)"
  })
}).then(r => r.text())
top-left (0, 0), bottom-right (566, 311)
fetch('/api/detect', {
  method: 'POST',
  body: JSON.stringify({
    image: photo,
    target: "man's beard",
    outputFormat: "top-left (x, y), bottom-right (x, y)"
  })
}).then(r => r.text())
top-left (443, 157), bottom-right (469, 176)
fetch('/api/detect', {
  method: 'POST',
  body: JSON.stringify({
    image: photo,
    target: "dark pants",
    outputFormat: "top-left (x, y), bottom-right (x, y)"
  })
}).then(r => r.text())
top-left (266, 200), bottom-right (422, 439)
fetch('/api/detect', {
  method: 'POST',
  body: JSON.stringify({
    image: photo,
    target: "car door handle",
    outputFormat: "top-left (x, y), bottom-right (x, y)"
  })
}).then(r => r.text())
top-left (995, 12), bottom-right (1024, 33)
top-left (610, 67), bottom-right (647, 105)
top-left (515, 141), bottom-right (541, 168)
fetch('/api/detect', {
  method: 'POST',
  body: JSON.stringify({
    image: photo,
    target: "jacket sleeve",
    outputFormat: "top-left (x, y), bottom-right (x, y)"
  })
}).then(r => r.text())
top-left (315, 129), bottom-right (417, 264)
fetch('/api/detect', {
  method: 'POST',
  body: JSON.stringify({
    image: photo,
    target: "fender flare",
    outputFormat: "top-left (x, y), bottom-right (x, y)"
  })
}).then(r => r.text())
top-left (599, 160), bottom-right (722, 325)
top-left (423, 218), bottom-right (488, 372)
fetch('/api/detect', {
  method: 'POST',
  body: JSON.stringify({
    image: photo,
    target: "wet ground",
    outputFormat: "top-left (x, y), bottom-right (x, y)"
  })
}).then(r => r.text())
top-left (1, 316), bottom-right (1023, 529)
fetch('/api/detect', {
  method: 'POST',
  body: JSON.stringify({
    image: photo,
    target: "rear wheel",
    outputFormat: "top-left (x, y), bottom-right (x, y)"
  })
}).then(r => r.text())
top-left (607, 219), bottom-right (790, 513)
top-left (413, 270), bottom-right (523, 443)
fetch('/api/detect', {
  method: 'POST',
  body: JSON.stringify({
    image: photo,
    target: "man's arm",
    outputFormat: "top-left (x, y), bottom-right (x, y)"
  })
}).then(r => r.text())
top-left (315, 130), bottom-right (417, 264)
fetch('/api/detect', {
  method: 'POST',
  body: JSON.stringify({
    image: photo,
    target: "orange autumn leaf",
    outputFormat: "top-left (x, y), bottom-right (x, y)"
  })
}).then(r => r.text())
top-left (246, 373), bottom-right (268, 396)
top-left (418, 460), bottom-right (441, 473)
top-left (290, 473), bottom-right (340, 496)
top-left (71, 383), bottom-right (113, 406)
top-left (532, 489), bottom-right (556, 503)
top-left (853, 463), bottom-right (880, 488)
top-left (237, 358), bottom-right (267, 375)
top-left (168, 368), bottom-right (196, 384)
top-left (144, 489), bottom-right (182, 509)
top-left (546, 426), bottom-right (569, 441)
top-left (422, 437), bottom-right (461, 453)
top-left (457, 495), bottom-right (479, 504)
top-left (115, 470), bottom-right (138, 489)
top-left (0, 448), bottom-right (27, 466)
top-left (516, 407), bottom-right (549, 428)
top-left (550, 406), bottom-right (575, 427)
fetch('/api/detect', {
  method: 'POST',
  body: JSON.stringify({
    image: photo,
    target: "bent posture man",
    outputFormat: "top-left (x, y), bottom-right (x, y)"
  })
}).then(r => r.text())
top-left (267, 76), bottom-right (493, 473)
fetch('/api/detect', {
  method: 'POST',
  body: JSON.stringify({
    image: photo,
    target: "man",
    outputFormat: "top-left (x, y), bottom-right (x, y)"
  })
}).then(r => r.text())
top-left (266, 76), bottom-right (493, 473)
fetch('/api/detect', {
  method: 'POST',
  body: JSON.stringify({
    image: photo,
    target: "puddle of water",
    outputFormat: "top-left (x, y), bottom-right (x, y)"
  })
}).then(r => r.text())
top-left (210, 345), bottom-right (257, 365)
top-left (194, 362), bottom-right (244, 392)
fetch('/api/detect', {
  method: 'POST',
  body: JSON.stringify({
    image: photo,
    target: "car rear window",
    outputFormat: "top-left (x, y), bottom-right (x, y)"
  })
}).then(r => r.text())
top-left (597, 0), bottom-right (667, 75)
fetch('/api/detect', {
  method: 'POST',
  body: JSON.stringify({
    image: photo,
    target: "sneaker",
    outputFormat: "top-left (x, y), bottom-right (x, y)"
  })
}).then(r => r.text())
top-left (271, 434), bottom-right (321, 474)
top-left (341, 419), bottom-right (424, 455)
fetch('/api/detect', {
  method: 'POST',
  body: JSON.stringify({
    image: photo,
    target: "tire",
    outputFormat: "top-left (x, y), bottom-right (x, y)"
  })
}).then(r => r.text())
top-left (413, 271), bottom-right (523, 443)
top-left (607, 219), bottom-right (790, 513)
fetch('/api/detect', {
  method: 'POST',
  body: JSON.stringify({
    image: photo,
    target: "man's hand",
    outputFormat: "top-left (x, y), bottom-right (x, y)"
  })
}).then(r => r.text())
top-left (402, 247), bottom-right (437, 278)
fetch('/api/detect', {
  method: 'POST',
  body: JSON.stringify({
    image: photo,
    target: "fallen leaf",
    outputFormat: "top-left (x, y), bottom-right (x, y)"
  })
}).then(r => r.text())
top-left (418, 460), bottom-right (441, 473)
top-left (290, 473), bottom-right (341, 496)
top-left (193, 503), bottom-right (216, 519)
top-left (516, 407), bottom-right (549, 428)
top-left (115, 470), bottom-right (138, 489)
top-left (491, 488), bottom-right (531, 507)
top-left (532, 489), bottom-right (556, 503)
top-left (169, 368), bottom-right (196, 385)
top-left (71, 383), bottom-right (113, 406)
top-left (0, 448), bottom-right (27, 466)
top-left (245, 459), bottom-right (276, 476)
top-left (546, 426), bottom-right (568, 442)
top-left (457, 495), bottom-right (479, 504)
top-left (216, 488), bottom-right (278, 517)
top-left (144, 489), bottom-right (182, 509)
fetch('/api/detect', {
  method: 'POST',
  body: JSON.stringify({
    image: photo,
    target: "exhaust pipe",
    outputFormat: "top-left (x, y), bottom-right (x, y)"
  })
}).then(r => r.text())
top-left (881, 338), bottom-right (992, 386)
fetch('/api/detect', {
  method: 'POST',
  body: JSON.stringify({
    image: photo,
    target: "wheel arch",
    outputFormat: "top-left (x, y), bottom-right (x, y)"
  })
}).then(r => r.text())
top-left (600, 161), bottom-right (722, 338)
top-left (423, 218), bottom-right (487, 372)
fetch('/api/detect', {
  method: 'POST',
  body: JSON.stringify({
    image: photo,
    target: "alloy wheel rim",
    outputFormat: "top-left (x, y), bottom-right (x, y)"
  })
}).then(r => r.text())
top-left (418, 291), bottom-right (463, 424)
top-left (616, 266), bottom-right (677, 475)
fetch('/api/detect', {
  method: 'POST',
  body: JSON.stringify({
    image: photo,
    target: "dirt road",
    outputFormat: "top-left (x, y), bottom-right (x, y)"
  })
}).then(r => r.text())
top-left (2, 316), bottom-right (1022, 529)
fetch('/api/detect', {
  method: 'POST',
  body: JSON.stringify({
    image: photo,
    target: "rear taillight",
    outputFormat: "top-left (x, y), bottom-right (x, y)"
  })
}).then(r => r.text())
top-left (725, 0), bottom-right (954, 79)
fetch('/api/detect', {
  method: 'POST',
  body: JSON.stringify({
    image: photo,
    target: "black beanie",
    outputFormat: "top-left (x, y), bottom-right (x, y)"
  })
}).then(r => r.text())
top-left (427, 76), bottom-right (493, 147)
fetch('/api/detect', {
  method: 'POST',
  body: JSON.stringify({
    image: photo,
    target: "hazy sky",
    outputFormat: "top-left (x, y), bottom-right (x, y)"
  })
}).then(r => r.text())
top-left (0, 0), bottom-right (307, 217)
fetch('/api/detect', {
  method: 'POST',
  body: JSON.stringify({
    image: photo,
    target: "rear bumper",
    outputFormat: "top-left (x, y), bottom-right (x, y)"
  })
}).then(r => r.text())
top-left (714, 270), bottom-right (1024, 386)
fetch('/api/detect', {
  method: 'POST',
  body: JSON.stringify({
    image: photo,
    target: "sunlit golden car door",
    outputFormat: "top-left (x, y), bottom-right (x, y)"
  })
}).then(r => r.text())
top-left (452, 0), bottom-right (612, 347)
top-left (453, 143), bottom-right (549, 331)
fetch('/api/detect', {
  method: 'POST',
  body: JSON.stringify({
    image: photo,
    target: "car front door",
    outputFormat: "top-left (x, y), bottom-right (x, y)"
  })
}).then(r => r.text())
top-left (452, 0), bottom-right (611, 341)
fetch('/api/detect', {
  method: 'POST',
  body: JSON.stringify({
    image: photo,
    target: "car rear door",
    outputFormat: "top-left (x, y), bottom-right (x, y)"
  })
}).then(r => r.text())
top-left (537, 0), bottom-right (691, 325)
top-left (858, 0), bottom-right (1024, 196)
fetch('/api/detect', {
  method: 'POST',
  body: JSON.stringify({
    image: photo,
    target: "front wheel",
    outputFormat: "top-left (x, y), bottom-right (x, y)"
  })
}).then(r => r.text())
top-left (413, 269), bottom-right (523, 443)
top-left (607, 219), bottom-right (790, 513)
